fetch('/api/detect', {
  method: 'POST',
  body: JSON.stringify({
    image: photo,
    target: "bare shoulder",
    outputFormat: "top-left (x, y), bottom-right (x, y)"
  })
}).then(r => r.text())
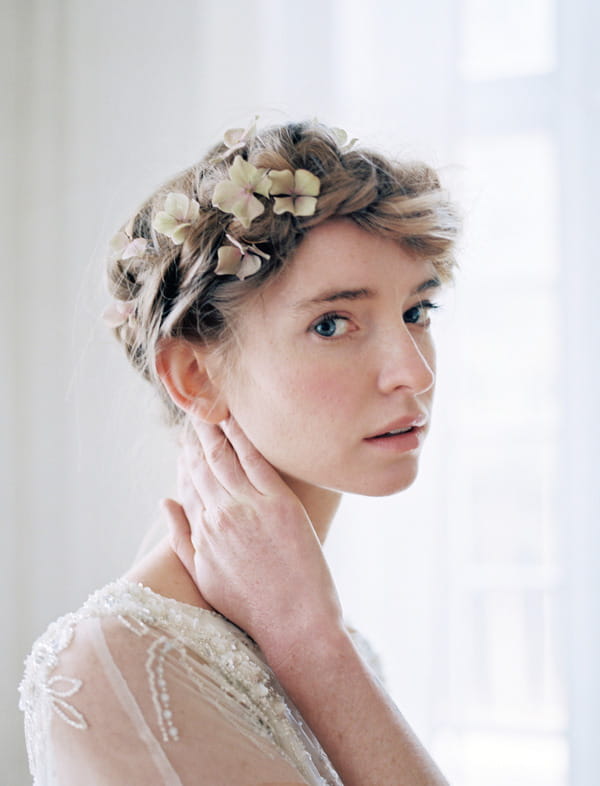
top-left (123, 535), bottom-right (214, 612)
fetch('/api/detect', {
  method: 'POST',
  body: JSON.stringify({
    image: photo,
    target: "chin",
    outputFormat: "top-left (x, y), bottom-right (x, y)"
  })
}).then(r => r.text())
top-left (358, 471), bottom-right (419, 498)
top-left (328, 458), bottom-right (422, 498)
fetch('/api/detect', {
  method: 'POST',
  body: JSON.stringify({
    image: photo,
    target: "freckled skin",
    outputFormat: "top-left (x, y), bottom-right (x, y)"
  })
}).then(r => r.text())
top-left (220, 219), bottom-right (438, 499)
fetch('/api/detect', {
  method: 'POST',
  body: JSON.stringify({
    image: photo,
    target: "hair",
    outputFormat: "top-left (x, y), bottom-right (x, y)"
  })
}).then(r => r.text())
top-left (106, 120), bottom-right (461, 425)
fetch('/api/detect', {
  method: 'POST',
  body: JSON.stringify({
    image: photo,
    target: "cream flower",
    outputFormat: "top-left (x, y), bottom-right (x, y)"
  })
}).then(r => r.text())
top-left (332, 127), bottom-right (358, 152)
top-left (215, 234), bottom-right (269, 280)
top-left (212, 156), bottom-right (272, 228)
top-left (270, 169), bottom-right (320, 217)
top-left (152, 193), bottom-right (200, 244)
top-left (109, 232), bottom-right (147, 260)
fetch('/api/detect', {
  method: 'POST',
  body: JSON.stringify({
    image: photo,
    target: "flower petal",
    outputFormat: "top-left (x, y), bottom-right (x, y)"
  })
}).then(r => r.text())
top-left (223, 116), bottom-right (257, 148)
top-left (228, 156), bottom-right (271, 197)
top-left (109, 232), bottom-right (129, 257)
top-left (186, 199), bottom-right (200, 222)
top-left (102, 304), bottom-right (125, 328)
top-left (152, 212), bottom-right (180, 238)
top-left (215, 246), bottom-right (243, 276)
top-left (252, 171), bottom-right (272, 198)
top-left (122, 238), bottom-right (148, 259)
top-left (237, 253), bottom-right (262, 280)
top-left (223, 127), bottom-right (246, 148)
top-left (332, 127), bottom-right (358, 151)
top-left (102, 301), bottom-right (135, 328)
top-left (294, 169), bottom-right (320, 197)
top-left (228, 156), bottom-right (254, 187)
top-left (171, 223), bottom-right (192, 244)
top-left (242, 194), bottom-right (267, 227)
top-left (269, 169), bottom-right (295, 195)
top-left (292, 196), bottom-right (318, 216)
top-left (164, 193), bottom-right (191, 221)
top-left (212, 180), bottom-right (245, 213)
top-left (272, 196), bottom-right (295, 215)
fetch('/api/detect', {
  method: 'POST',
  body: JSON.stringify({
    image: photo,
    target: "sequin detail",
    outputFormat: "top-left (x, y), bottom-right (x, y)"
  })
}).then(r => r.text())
top-left (19, 579), bottom-right (361, 785)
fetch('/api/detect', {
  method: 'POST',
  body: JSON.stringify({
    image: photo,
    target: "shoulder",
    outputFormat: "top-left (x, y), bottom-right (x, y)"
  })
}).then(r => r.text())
top-left (123, 536), bottom-right (214, 612)
top-left (19, 580), bottom-right (227, 782)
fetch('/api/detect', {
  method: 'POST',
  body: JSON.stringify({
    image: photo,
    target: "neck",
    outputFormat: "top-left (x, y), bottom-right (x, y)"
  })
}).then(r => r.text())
top-left (281, 475), bottom-right (342, 544)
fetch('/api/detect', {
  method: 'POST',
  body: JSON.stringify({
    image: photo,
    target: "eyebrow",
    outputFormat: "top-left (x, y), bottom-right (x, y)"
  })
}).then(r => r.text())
top-left (293, 277), bottom-right (442, 311)
top-left (412, 277), bottom-right (442, 295)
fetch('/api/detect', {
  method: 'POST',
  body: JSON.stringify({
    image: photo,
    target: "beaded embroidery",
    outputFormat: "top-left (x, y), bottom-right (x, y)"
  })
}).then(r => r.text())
top-left (20, 579), bottom-right (377, 785)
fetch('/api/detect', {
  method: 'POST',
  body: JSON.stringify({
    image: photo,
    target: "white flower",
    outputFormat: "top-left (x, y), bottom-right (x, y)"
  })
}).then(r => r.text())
top-left (152, 193), bottom-right (200, 244)
top-left (212, 156), bottom-right (272, 228)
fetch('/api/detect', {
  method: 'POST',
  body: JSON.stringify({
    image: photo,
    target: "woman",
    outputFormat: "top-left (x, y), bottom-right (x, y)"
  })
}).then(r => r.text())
top-left (20, 120), bottom-right (459, 785)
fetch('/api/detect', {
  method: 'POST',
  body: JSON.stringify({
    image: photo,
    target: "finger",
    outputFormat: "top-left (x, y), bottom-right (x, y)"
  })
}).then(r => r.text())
top-left (180, 430), bottom-right (230, 502)
top-left (161, 498), bottom-right (197, 578)
top-left (178, 452), bottom-right (213, 530)
top-left (188, 414), bottom-right (256, 498)
top-left (220, 415), bottom-right (288, 496)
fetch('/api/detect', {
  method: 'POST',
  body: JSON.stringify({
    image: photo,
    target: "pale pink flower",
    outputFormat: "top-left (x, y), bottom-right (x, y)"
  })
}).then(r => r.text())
top-left (109, 232), bottom-right (147, 260)
top-left (152, 193), bottom-right (200, 244)
top-left (270, 169), bottom-right (320, 217)
top-left (215, 234), bottom-right (269, 280)
top-left (212, 156), bottom-right (272, 229)
top-left (102, 300), bottom-right (136, 328)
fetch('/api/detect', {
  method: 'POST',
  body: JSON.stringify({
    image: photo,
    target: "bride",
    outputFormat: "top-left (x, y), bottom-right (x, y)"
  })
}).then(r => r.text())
top-left (20, 120), bottom-right (459, 785)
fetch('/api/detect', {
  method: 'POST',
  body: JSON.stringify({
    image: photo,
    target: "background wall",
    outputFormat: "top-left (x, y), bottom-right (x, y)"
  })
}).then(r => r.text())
top-left (2, 1), bottom-right (598, 784)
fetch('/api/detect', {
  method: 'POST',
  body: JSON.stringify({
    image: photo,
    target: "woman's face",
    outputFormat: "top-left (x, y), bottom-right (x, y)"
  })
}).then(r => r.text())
top-left (220, 219), bottom-right (442, 497)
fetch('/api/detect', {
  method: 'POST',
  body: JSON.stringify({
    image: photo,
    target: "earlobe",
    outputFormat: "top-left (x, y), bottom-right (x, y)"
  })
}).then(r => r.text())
top-left (155, 338), bottom-right (229, 423)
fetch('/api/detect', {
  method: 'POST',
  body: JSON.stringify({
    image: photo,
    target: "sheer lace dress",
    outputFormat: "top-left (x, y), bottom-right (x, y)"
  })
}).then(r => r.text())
top-left (19, 579), bottom-right (383, 785)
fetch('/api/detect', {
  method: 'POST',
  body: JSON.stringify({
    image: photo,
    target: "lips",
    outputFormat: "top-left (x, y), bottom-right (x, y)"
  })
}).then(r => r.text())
top-left (365, 413), bottom-right (427, 440)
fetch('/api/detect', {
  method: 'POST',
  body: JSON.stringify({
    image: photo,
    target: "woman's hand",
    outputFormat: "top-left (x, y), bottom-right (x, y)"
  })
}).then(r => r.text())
top-left (164, 414), bottom-right (450, 786)
top-left (162, 413), bottom-right (343, 669)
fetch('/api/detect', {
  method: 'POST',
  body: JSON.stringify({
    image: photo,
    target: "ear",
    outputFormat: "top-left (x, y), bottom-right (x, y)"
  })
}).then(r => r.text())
top-left (155, 338), bottom-right (229, 423)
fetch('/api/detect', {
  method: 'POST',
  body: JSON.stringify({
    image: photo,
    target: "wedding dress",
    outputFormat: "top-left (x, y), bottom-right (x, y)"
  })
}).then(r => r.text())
top-left (19, 579), bottom-right (383, 785)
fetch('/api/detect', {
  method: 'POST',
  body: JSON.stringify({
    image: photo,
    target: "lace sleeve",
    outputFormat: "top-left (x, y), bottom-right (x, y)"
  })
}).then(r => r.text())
top-left (20, 602), bottom-right (340, 786)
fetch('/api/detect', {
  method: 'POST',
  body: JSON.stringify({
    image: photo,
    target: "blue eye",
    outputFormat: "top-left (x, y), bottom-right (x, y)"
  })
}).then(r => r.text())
top-left (403, 300), bottom-right (439, 326)
top-left (312, 314), bottom-right (351, 338)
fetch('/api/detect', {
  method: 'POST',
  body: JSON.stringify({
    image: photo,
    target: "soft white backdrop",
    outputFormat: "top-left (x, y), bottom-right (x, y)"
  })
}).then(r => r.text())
top-left (2, 1), bottom-right (598, 784)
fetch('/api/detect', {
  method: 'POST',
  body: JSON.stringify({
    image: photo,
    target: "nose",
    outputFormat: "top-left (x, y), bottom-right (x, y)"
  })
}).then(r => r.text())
top-left (376, 325), bottom-right (435, 395)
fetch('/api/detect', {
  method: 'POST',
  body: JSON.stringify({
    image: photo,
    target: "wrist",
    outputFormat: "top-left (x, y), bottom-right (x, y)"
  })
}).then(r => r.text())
top-left (260, 614), bottom-right (352, 678)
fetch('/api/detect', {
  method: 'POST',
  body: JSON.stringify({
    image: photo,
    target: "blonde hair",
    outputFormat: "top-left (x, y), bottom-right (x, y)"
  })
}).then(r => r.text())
top-left (107, 121), bottom-right (460, 424)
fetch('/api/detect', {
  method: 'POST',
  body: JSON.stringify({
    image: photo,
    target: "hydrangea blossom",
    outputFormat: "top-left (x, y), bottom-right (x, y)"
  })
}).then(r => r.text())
top-left (212, 156), bottom-right (272, 228)
top-left (152, 193), bottom-right (200, 244)
top-left (269, 169), bottom-right (320, 217)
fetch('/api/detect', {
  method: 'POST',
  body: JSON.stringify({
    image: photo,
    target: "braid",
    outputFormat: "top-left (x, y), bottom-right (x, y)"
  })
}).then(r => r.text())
top-left (105, 119), bottom-right (460, 424)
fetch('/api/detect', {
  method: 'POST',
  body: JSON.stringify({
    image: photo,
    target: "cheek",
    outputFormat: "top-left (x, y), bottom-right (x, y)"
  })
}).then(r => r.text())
top-left (280, 357), bottom-right (358, 419)
top-left (230, 351), bottom-right (355, 446)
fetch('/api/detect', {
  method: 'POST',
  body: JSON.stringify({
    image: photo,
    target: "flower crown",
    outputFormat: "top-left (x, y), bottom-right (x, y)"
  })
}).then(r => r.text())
top-left (103, 119), bottom-right (355, 326)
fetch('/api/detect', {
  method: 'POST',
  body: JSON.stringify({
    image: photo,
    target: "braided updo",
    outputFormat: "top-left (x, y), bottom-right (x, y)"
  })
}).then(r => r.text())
top-left (106, 120), bottom-right (460, 425)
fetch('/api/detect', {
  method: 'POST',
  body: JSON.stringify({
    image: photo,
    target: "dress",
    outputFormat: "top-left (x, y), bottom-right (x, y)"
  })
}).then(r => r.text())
top-left (19, 579), bottom-right (383, 785)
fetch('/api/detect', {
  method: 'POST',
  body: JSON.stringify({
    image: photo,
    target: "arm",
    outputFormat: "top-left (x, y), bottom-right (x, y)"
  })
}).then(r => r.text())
top-left (165, 415), bottom-right (449, 786)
